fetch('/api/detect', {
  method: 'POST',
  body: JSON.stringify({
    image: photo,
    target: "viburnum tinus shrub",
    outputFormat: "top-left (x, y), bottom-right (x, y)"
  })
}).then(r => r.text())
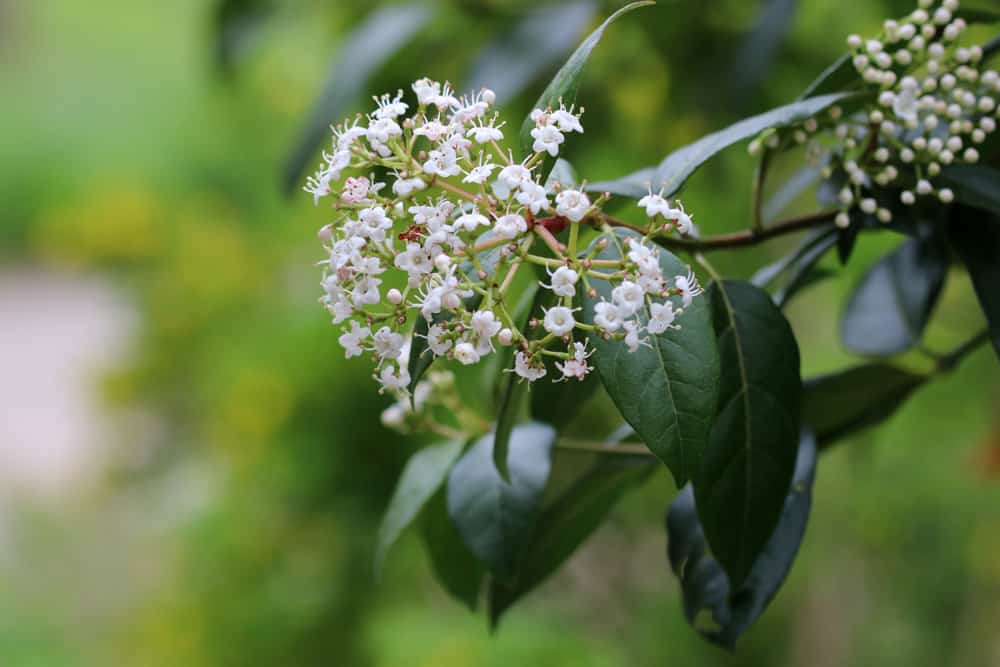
top-left (304, 0), bottom-right (1000, 649)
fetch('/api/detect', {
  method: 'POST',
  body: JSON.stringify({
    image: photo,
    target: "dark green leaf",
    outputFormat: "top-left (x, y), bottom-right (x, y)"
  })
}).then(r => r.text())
top-left (447, 422), bottom-right (556, 578)
top-left (752, 225), bottom-right (838, 307)
top-left (668, 428), bottom-right (816, 650)
top-left (938, 165), bottom-right (1000, 215)
top-left (948, 205), bottom-right (1000, 359)
top-left (802, 363), bottom-right (927, 448)
top-left (840, 236), bottom-right (948, 356)
top-left (696, 280), bottom-right (801, 589)
top-left (493, 370), bottom-right (527, 481)
top-left (957, 8), bottom-right (1000, 24)
top-left (797, 53), bottom-right (855, 100)
top-left (467, 1), bottom-right (597, 103)
top-left (490, 453), bottom-right (655, 625)
top-left (588, 94), bottom-right (853, 200)
top-left (519, 1), bottom-right (654, 160)
top-left (580, 229), bottom-right (720, 486)
top-left (283, 4), bottom-right (432, 194)
top-left (375, 440), bottom-right (464, 576)
top-left (985, 34), bottom-right (1000, 62)
top-left (421, 489), bottom-right (484, 610)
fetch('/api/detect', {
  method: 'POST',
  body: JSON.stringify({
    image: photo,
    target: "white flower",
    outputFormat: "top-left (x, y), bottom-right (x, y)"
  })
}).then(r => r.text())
top-left (554, 189), bottom-right (591, 222)
top-left (623, 320), bottom-right (647, 352)
top-left (544, 266), bottom-right (579, 297)
top-left (470, 310), bottom-right (502, 351)
top-left (531, 123), bottom-right (565, 156)
top-left (675, 269), bottom-right (703, 308)
top-left (453, 341), bottom-right (481, 365)
top-left (414, 119), bottom-right (450, 142)
top-left (514, 351), bottom-right (546, 381)
top-left (542, 306), bottom-right (577, 336)
top-left (373, 91), bottom-right (408, 119)
top-left (378, 364), bottom-right (410, 391)
top-left (515, 181), bottom-right (550, 215)
top-left (372, 326), bottom-right (405, 361)
top-left (380, 403), bottom-right (407, 429)
top-left (358, 206), bottom-right (393, 241)
top-left (550, 106), bottom-right (584, 134)
top-left (338, 321), bottom-right (371, 358)
top-left (638, 191), bottom-right (672, 219)
top-left (612, 280), bottom-right (645, 316)
top-left (351, 276), bottom-right (382, 306)
top-left (555, 342), bottom-right (592, 381)
top-left (392, 174), bottom-right (426, 197)
top-left (665, 201), bottom-right (695, 235)
top-left (367, 117), bottom-right (402, 145)
top-left (646, 301), bottom-right (678, 335)
top-left (497, 164), bottom-right (533, 190)
top-left (426, 323), bottom-right (453, 355)
top-left (593, 301), bottom-right (624, 332)
top-left (422, 147), bottom-right (461, 178)
top-left (493, 213), bottom-right (527, 239)
top-left (463, 162), bottom-right (497, 185)
top-left (412, 78), bottom-right (441, 106)
top-left (467, 121), bottom-right (504, 144)
top-left (454, 212), bottom-right (489, 232)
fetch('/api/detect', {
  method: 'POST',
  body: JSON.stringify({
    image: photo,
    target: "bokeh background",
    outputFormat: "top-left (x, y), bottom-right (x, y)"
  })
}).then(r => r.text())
top-left (1, 0), bottom-right (999, 665)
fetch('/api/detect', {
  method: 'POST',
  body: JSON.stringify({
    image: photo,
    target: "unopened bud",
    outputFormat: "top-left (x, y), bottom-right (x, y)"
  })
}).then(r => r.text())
top-left (318, 224), bottom-right (334, 242)
top-left (596, 238), bottom-right (609, 250)
top-left (387, 288), bottom-right (403, 305)
top-left (498, 328), bottom-right (513, 345)
top-left (434, 254), bottom-right (451, 272)
top-left (481, 88), bottom-right (496, 105)
top-left (587, 287), bottom-right (598, 299)
top-left (443, 293), bottom-right (461, 309)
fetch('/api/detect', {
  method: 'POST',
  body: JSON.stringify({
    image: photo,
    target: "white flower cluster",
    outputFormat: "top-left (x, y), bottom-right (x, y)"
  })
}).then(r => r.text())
top-left (751, 0), bottom-right (998, 227)
top-left (307, 78), bottom-right (704, 392)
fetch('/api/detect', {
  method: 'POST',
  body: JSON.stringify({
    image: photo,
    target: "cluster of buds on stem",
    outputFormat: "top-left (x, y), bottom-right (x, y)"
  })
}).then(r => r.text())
top-left (307, 78), bottom-right (704, 393)
top-left (750, 0), bottom-right (998, 228)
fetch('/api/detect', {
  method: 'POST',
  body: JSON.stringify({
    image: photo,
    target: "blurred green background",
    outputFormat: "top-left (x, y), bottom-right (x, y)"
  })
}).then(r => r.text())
top-left (1, 0), bottom-right (998, 665)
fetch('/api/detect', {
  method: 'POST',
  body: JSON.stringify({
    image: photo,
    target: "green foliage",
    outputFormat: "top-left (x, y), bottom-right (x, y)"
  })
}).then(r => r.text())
top-left (518, 0), bottom-right (654, 171)
top-left (802, 363), bottom-right (927, 447)
top-left (697, 280), bottom-right (801, 589)
top-left (840, 237), bottom-right (949, 356)
top-left (668, 428), bottom-right (816, 649)
top-left (447, 423), bottom-right (556, 578)
top-left (580, 229), bottom-right (720, 486)
top-left (948, 206), bottom-right (1000, 358)
top-left (283, 4), bottom-right (432, 193)
top-left (375, 440), bottom-right (465, 576)
top-left (590, 93), bottom-right (854, 199)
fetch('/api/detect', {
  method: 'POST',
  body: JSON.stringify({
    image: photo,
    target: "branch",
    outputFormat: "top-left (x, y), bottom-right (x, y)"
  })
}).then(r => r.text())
top-left (936, 329), bottom-right (991, 374)
top-left (595, 210), bottom-right (838, 252)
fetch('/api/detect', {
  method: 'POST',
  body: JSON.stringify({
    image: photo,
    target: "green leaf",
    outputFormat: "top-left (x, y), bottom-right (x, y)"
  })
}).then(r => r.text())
top-left (938, 165), bottom-right (1000, 215)
top-left (797, 53), bottom-right (855, 100)
top-left (421, 489), bottom-right (484, 610)
top-left (668, 428), bottom-right (817, 650)
top-left (588, 94), bottom-right (852, 200)
top-left (493, 370), bottom-right (527, 482)
top-left (696, 280), bottom-right (801, 589)
top-left (840, 237), bottom-right (948, 356)
top-left (802, 363), bottom-right (926, 447)
top-left (519, 1), bottom-right (654, 162)
top-left (466, 1), bottom-right (597, 103)
top-left (580, 229), bottom-right (720, 486)
top-left (948, 205), bottom-right (1000, 359)
top-left (447, 422), bottom-right (556, 578)
top-left (375, 440), bottom-right (464, 576)
top-left (752, 225), bottom-right (838, 308)
top-left (490, 453), bottom-right (655, 625)
top-left (761, 165), bottom-right (820, 222)
top-left (283, 4), bottom-right (432, 194)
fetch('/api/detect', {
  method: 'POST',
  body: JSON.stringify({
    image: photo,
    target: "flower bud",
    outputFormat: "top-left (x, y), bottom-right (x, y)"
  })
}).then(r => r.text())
top-left (498, 328), bottom-right (513, 346)
top-left (387, 288), bottom-right (403, 305)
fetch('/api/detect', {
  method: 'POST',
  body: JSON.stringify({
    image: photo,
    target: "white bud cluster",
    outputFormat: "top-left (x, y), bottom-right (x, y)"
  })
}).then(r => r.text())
top-left (307, 78), bottom-right (705, 392)
top-left (755, 0), bottom-right (997, 226)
